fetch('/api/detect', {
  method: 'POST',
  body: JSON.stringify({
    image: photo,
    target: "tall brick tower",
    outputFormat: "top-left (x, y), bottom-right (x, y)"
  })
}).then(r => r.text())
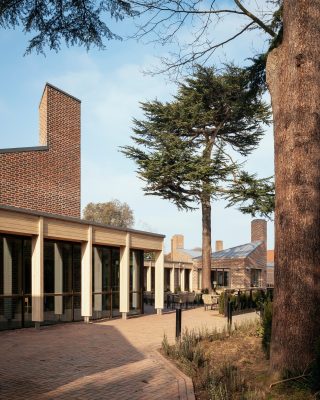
top-left (0, 84), bottom-right (81, 218)
top-left (251, 219), bottom-right (267, 244)
top-left (251, 219), bottom-right (267, 278)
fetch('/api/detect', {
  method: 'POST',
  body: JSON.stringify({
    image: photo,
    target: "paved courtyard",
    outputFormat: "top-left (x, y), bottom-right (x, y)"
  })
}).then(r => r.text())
top-left (0, 308), bottom-right (258, 400)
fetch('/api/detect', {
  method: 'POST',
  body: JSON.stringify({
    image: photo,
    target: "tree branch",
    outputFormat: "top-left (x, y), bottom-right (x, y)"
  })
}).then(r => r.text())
top-left (234, 0), bottom-right (276, 37)
top-left (130, 0), bottom-right (245, 15)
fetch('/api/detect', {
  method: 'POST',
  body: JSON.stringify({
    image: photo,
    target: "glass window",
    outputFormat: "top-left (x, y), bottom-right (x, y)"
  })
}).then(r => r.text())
top-left (0, 235), bottom-right (32, 330)
top-left (185, 270), bottom-right (190, 291)
top-left (164, 268), bottom-right (171, 291)
top-left (43, 240), bottom-right (81, 325)
top-left (92, 246), bottom-right (120, 319)
top-left (251, 269), bottom-right (262, 287)
top-left (211, 269), bottom-right (230, 288)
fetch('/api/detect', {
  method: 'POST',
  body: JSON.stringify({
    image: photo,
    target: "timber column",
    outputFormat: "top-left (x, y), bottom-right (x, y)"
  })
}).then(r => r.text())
top-left (81, 226), bottom-right (93, 323)
top-left (154, 243), bottom-right (164, 314)
top-left (120, 233), bottom-right (130, 319)
top-left (32, 217), bottom-right (44, 328)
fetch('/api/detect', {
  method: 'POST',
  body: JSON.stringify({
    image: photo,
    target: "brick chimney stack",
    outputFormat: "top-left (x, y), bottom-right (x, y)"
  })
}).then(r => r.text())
top-left (215, 240), bottom-right (223, 252)
top-left (251, 219), bottom-right (267, 244)
top-left (171, 234), bottom-right (184, 260)
top-left (0, 83), bottom-right (81, 218)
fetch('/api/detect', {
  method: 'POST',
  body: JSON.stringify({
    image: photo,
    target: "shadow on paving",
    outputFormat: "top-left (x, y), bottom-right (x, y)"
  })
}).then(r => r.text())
top-left (41, 359), bottom-right (178, 400)
top-left (0, 322), bottom-right (149, 399)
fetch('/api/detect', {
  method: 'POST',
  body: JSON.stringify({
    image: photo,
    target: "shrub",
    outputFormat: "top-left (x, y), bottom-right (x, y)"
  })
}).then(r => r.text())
top-left (161, 333), bottom-right (171, 356)
top-left (218, 292), bottom-right (225, 314)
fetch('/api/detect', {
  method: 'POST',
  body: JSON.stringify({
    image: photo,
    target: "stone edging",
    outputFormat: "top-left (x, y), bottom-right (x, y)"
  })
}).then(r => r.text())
top-left (153, 350), bottom-right (196, 400)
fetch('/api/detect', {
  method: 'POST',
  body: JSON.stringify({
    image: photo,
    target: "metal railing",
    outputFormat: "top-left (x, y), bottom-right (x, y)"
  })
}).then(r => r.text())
top-left (222, 287), bottom-right (274, 317)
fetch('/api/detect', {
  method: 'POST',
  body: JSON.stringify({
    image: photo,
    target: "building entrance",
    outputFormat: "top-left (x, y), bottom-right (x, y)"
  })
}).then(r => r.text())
top-left (0, 235), bottom-right (32, 330)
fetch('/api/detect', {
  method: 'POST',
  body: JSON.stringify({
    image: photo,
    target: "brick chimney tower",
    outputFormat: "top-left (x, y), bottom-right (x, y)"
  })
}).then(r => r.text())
top-left (0, 83), bottom-right (81, 218)
top-left (251, 219), bottom-right (267, 244)
top-left (171, 234), bottom-right (184, 260)
top-left (215, 240), bottom-right (223, 252)
top-left (251, 219), bottom-right (267, 283)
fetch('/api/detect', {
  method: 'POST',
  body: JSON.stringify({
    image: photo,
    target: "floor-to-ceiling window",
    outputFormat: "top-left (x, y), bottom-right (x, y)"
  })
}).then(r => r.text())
top-left (0, 234), bottom-right (32, 330)
top-left (185, 269), bottom-right (190, 292)
top-left (92, 246), bottom-right (120, 319)
top-left (43, 241), bottom-right (81, 325)
top-left (174, 268), bottom-right (181, 292)
top-left (164, 268), bottom-right (171, 291)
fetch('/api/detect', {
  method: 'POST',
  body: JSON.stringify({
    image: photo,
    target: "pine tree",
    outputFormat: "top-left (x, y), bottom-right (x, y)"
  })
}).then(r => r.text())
top-left (122, 65), bottom-right (274, 290)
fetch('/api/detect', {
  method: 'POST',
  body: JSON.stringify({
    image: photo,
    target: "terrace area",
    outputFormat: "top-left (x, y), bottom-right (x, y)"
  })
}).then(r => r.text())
top-left (0, 308), bottom-right (258, 399)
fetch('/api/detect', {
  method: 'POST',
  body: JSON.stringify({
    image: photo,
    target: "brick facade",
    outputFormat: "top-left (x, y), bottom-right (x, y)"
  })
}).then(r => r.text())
top-left (193, 219), bottom-right (268, 289)
top-left (0, 84), bottom-right (81, 218)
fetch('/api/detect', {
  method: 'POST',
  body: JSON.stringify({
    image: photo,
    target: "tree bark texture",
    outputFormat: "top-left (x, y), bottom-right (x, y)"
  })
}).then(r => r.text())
top-left (201, 196), bottom-right (212, 290)
top-left (267, 0), bottom-right (320, 374)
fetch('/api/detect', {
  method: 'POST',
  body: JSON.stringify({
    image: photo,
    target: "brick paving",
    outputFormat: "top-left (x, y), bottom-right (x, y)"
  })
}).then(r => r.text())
top-left (0, 308), bottom-right (258, 399)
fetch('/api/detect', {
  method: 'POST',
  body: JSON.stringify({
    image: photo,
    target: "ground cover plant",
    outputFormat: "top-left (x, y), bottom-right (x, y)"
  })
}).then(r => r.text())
top-left (161, 319), bottom-right (319, 400)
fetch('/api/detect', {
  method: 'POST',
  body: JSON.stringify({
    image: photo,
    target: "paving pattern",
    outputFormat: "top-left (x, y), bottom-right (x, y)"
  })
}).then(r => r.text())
top-left (0, 308), bottom-right (258, 399)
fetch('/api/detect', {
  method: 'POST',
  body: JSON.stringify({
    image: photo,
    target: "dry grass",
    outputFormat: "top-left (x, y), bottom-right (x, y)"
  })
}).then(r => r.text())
top-left (162, 321), bottom-right (316, 400)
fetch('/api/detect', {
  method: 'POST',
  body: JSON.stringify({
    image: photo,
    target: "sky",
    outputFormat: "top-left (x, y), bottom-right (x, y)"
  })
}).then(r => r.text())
top-left (0, 2), bottom-right (275, 253)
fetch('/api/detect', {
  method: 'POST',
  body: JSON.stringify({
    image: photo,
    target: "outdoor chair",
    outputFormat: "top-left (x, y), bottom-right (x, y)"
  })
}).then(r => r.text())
top-left (187, 292), bottom-right (196, 308)
top-left (178, 293), bottom-right (188, 308)
top-left (202, 294), bottom-right (219, 311)
top-left (143, 291), bottom-right (154, 305)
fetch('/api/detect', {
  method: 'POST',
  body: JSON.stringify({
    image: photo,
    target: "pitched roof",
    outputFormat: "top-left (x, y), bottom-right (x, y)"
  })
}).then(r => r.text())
top-left (193, 241), bottom-right (263, 260)
top-left (180, 249), bottom-right (202, 258)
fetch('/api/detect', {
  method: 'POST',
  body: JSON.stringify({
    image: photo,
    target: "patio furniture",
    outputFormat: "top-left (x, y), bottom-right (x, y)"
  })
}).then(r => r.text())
top-left (143, 291), bottom-right (154, 305)
top-left (187, 292), bottom-right (196, 308)
top-left (202, 294), bottom-right (219, 311)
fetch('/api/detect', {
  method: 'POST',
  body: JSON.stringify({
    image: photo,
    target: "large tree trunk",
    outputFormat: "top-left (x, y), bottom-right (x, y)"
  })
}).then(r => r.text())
top-left (201, 195), bottom-right (212, 291)
top-left (267, 1), bottom-right (320, 375)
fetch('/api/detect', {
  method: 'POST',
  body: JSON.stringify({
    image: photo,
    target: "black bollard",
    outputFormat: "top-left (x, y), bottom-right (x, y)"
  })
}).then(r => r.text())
top-left (176, 308), bottom-right (182, 339)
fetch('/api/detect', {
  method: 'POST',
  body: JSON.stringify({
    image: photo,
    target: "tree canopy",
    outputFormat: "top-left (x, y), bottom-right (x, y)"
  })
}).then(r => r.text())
top-left (122, 65), bottom-right (274, 215)
top-left (0, 0), bottom-right (282, 66)
top-left (0, 0), bottom-right (135, 54)
top-left (83, 200), bottom-right (134, 228)
top-left (122, 65), bottom-right (274, 289)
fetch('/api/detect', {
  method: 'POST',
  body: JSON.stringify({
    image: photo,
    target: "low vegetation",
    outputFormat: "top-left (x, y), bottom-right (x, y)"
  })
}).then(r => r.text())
top-left (161, 318), bottom-right (319, 399)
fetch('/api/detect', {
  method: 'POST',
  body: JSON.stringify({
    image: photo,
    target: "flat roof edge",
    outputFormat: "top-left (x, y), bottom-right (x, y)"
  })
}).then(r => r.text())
top-left (0, 146), bottom-right (49, 154)
top-left (0, 205), bottom-right (165, 238)
top-left (45, 83), bottom-right (81, 103)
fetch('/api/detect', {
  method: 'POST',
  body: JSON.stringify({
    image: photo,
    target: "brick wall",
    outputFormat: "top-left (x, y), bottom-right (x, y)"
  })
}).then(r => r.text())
top-left (211, 258), bottom-right (247, 289)
top-left (246, 243), bottom-right (267, 287)
top-left (0, 84), bottom-right (81, 218)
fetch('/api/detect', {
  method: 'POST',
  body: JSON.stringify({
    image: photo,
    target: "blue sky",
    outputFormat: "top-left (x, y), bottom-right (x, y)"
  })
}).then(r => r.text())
top-left (0, 2), bottom-right (275, 252)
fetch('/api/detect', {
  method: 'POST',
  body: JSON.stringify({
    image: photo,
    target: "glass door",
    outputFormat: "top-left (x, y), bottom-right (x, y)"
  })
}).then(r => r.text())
top-left (0, 235), bottom-right (32, 330)
top-left (92, 246), bottom-right (120, 319)
top-left (43, 241), bottom-right (82, 325)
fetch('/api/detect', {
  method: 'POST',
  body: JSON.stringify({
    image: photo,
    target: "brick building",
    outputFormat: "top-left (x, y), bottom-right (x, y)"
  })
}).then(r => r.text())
top-left (0, 84), bottom-right (166, 331)
top-left (0, 84), bottom-right (81, 218)
top-left (194, 219), bottom-right (268, 289)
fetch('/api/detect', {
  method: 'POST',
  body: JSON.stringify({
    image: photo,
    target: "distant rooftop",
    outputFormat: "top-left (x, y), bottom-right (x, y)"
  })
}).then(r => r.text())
top-left (181, 249), bottom-right (202, 258)
top-left (194, 241), bottom-right (263, 260)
